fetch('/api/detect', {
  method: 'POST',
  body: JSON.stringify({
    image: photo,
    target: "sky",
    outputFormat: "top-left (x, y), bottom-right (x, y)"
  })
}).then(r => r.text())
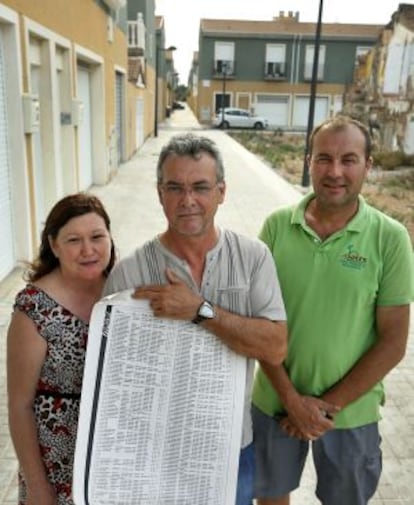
top-left (154, 0), bottom-right (406, 83)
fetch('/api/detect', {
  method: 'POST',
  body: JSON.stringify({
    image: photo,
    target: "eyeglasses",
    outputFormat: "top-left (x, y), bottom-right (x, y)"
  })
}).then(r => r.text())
top-left (160, 182), bottom-right (220, 197)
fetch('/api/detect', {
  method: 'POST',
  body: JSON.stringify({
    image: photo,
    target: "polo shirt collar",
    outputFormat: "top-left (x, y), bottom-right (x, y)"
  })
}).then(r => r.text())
top-left (291, 193), bottom-right (367, 234)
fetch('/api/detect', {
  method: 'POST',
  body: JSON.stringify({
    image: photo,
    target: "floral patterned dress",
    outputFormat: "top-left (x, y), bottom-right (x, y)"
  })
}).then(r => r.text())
top-left (14, 284), bottom-right (89, 505)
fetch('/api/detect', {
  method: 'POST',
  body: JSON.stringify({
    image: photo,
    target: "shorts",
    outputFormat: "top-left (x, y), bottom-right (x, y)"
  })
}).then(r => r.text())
top-left (252, 405), bottom-right (382, 505)
top-left (235, 442), bottom-right (255, 505)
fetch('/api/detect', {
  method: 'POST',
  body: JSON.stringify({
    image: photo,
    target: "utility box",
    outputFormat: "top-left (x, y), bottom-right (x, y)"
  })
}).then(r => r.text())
top-left (22, 94), bottom-right (40, 133)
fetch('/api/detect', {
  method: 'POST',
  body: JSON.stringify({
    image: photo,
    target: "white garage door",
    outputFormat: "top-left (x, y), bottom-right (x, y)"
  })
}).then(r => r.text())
top-left (292, 96), bottom-right (329, 128)
top-left (30, 65), bottom-right (47, 242)
top-left (115, 72), bottom-right (124, 164)
top-left (255, 95), bottom-right (289, 128)
top-left (0, 30), bottom-right (14, 279)
top-left (77, 65), bottom-right (93, 190)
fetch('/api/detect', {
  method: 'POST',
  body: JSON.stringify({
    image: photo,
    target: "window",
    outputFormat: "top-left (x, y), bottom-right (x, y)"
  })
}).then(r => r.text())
top-left (304, 45), bottom-right (325, 80)
top-left (214, 42), bottom-right (235, 75)
top-left (265, 44), bottom-right (286, 77)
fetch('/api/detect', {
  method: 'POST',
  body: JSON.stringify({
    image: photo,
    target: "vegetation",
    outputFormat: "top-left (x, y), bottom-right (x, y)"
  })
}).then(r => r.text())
top-left (372, 150), bottom-right (414, 171)
top-left (174, 85), bottom-right (188, 102)
top-left (228, 131), bottom-right (414, 245)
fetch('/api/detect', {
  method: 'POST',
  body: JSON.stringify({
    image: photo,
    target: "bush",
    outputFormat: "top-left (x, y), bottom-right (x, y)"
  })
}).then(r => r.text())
top-left (228, 131), bottom-right (304, 168)
top-left (381, 170), bottom-right (414, 191)
top-left (372, 150), bottom-right (414, 171)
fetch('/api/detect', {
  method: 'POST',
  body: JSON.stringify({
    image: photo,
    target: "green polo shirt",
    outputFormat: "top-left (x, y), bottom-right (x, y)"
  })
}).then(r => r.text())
top-left (252, 193), bottom-right (414, 428)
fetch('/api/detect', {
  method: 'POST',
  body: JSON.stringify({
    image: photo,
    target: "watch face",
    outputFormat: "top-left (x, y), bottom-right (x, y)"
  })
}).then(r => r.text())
top-left (199, 301), bottom-right (215, 319)
top-left (192, 300), bottom-right (216, 324)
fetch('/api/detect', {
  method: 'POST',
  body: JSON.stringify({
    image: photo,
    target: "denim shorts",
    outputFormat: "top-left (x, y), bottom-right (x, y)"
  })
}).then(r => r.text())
top-left (252, 405), bottom-right (382, 505)
top-left (235, 442), bottom-right (255, 505)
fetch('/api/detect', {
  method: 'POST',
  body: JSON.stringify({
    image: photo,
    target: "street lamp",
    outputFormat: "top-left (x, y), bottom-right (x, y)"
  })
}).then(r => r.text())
top-left (301, 0), bottom-right (324, 187)
top-left (154, 45), bottom-right (177, 137)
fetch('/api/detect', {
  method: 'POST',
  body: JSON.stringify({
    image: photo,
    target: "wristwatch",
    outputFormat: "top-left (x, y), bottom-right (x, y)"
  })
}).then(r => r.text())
top-left (192, 300), bottom-right (216, 324)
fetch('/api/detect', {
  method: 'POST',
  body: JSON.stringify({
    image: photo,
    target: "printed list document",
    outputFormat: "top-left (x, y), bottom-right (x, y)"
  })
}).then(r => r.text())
top-left (73, 292), bottom-right (246, 505)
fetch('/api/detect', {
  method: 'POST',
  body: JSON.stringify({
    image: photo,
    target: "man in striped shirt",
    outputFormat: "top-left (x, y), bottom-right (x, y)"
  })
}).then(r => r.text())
top-left (103, 133), bottom-right (287, 504)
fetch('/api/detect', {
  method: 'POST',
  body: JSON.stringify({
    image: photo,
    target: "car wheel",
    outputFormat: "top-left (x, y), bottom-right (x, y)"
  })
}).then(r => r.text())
top-left (254, 122), bottom-right (264, 130)
top-left (221, 121), bottom-right (230, 129)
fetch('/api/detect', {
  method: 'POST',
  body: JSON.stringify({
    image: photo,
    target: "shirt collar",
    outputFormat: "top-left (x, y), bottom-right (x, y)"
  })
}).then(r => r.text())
top-left (292, 193), bottom-right (367, 233)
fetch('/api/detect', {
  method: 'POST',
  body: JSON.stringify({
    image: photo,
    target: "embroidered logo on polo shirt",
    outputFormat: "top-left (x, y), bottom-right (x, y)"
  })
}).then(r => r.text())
top-left (340, 244), bottom-right (367, 270)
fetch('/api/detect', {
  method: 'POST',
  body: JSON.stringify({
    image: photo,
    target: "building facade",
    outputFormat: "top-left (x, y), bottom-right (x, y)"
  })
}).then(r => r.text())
top-left (0, 0), bottom-right (131, 281)
top-left (127, 0), bottom-right (155, 147)
top-left (343, 3), bottom-right (414, 153)
top-left (127, 0), bottom-right (177, 139)
top-left (189, 11), bottom-right (382, 129)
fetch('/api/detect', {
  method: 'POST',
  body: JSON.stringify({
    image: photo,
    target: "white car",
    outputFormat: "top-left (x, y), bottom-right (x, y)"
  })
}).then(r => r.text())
top-left (212, 107), bottom-right (268, 130)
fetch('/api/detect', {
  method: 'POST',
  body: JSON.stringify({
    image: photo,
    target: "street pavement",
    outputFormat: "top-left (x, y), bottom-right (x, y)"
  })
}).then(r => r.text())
top-left (0, 105), bottom-right (413, 504)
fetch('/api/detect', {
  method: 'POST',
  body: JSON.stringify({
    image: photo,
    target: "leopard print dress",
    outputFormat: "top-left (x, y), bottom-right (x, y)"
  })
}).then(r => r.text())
top-left (14, 284), bottom-right (89, 505)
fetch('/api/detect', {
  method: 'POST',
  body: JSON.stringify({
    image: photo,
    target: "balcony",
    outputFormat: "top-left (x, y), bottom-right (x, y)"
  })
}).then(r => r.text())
top-left (128, 56), bottom-right (146, 87)
top-left (128, 13), bottom-right (146, 57)
top-left (264, 61), bottom-right (287, 80)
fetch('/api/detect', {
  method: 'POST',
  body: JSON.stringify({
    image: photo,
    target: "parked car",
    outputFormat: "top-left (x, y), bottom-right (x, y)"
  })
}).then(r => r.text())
top-left (212, 107), bottom-right (268, 130)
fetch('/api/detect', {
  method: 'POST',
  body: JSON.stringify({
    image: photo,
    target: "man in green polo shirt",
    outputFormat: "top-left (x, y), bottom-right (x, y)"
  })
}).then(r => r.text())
top-left (252, 115), bottom-right (414, 505)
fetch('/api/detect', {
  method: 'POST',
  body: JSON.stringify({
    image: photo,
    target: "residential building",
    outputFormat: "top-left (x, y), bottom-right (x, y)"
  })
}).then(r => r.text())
top-left (0, 0), bottom-right (130, 282)
top-left (187, 51), bottom-right (199, 112)
top-left (127, 3), bottom-right (149, 149)
top-left (189, 11), bottom-right (382, 129)
top-left (155, 15), bottom-right (177, 124)
top-left (0, 0), bottom-right (177, 283)
top-left (127, 1), bottom-right (177, 141)
top-left (127, 0), bottom-right (155, 147)
top-left (343, 3), bottom-right (414, 153)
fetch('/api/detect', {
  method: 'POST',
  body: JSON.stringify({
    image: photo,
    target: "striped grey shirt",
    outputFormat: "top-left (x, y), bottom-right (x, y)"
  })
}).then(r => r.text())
top-left (103, 228), bottom-right (286, 447)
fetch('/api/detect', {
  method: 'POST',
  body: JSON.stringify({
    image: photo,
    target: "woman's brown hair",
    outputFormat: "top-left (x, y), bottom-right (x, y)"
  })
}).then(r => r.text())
top-left (27, 193), bottom-right (115, 282)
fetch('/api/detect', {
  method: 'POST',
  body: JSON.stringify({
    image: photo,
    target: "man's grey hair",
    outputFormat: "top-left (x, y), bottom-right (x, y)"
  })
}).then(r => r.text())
top-left (156, 133), bottom-right (225, 183)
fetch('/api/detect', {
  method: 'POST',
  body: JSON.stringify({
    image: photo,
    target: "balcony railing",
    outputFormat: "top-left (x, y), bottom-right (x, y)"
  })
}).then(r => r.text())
top-left (213, 60), bottom-right (235, 78)
top-left (264, 61), bottom-right (287, 80)
top-left (128, 13), bottom-right (146, 54)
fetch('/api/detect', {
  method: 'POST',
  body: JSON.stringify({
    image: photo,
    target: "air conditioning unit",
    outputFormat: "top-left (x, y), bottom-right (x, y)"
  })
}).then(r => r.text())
top-left (103, 0), bottom-right (126, 10)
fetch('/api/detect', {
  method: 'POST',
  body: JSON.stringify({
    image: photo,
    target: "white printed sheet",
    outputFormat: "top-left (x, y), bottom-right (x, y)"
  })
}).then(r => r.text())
top-left (73, 292), bottom-right (246, 505)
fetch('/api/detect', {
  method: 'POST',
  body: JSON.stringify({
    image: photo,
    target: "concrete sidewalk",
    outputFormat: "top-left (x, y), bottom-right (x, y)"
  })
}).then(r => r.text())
top-left (0, 105), bottom-right (413, 504)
